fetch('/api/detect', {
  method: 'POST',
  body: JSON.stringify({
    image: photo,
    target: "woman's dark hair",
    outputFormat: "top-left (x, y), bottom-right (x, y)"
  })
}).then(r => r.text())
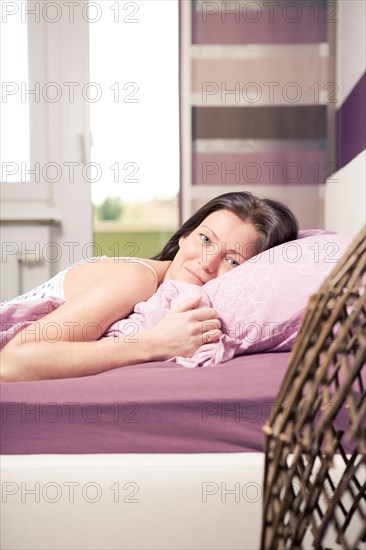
top-left (151, 192), bottom-right (298, 261)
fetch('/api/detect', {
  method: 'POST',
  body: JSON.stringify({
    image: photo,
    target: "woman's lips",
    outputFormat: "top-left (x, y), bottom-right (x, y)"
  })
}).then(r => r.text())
top-left (185, 268), bottom-right (205, 285)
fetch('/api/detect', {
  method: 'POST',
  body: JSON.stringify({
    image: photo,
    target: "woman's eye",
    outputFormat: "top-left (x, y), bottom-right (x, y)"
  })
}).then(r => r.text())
top-left (199, 233), bottom-right (210, 244)
top-left (225, 258), bottom-right (240, 268)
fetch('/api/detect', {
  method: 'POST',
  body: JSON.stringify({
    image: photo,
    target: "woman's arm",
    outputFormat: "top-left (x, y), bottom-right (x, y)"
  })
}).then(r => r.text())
top-left (1, 296), bottom-right (220, 382)
top-left (0, 332), bottom-right (156, 382)
top-left (0, 263), bottom-right (221, 382)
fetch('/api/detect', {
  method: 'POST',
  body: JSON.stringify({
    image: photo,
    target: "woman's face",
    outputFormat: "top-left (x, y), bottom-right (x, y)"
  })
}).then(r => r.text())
top-left (164, 210), bottom-right (259, 286)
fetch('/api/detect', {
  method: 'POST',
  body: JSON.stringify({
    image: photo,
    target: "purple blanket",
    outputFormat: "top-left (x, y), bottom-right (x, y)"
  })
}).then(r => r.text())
top-left (0, 353), bottom-right (291, 454)
top-left (0, 351), bottom-right (355, 455)
top-left (0, 297), bottom-right (64, 350)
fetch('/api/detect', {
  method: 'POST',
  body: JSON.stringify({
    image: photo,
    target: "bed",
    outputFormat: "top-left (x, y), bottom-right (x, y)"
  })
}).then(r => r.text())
top-left (1, 152), bottom-right (365, 550)
top-left (1, 352), bottom-right (289, 550)
top-left (1, 352), bottom-right (361, 550)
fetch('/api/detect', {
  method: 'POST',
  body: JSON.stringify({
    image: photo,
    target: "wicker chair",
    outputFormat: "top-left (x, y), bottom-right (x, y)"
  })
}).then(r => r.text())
top-left (261, 226), bottom-right (366, 550)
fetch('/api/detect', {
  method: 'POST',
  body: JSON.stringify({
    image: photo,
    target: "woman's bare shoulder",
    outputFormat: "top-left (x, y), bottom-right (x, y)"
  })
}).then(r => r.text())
top-left (63, 257), bottom-right (171, 302)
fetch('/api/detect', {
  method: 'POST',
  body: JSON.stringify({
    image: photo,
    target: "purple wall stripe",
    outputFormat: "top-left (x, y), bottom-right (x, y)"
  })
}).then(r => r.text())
top-left (192, 7), bottom-right (326, 45)
top-left (192, 106), bottom-right (327, 140)
top-left (337, 72), bottom-right (366, 169)
top-left (192, 150), bottom-right (327, 185)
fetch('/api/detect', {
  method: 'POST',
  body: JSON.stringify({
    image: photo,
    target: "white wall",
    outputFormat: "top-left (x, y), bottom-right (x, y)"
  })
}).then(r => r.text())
top-left (324, 0), bottom-right (366, 238)
top-left (325, 150), bottom-right (366, 238)
top-left (337, 0), bottom-right (366, 105)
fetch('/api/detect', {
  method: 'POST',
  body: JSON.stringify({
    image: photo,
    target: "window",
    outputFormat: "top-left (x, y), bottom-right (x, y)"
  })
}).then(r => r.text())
top-left (89, 0), bottom-right (179, 258)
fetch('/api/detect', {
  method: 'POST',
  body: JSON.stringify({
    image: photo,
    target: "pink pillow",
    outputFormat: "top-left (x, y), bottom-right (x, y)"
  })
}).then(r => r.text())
top-left (204, 230), bottom-right (351, 354)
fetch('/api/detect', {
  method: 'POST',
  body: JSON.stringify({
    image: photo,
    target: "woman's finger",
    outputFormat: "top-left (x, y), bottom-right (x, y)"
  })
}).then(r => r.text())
top-left (203, 328), bottom-right (222, 344)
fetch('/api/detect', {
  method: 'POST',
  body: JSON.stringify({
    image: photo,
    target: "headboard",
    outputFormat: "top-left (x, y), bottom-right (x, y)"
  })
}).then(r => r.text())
top-left (325, 149), bottom-right (366, 238)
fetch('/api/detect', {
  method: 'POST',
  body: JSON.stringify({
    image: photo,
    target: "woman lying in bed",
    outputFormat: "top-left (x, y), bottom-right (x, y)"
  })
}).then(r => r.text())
top-left (0, 192), bottom-right (298, 382)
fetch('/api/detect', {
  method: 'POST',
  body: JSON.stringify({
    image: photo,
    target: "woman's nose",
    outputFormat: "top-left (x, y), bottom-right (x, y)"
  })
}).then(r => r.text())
top-left (199, 250), bottom-right (221, 273)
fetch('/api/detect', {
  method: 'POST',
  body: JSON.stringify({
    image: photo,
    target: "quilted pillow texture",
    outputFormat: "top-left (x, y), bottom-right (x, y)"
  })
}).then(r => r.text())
top-left (203, 229), bottom-right (351, 355)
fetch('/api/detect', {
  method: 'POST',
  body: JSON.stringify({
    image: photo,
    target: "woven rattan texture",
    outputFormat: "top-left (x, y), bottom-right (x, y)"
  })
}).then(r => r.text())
top-left (261, 226), bottom-right (366, 550)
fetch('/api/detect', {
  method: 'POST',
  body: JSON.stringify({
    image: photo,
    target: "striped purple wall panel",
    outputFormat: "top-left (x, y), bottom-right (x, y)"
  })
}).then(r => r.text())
top-left (192, 150), bottom-right (327, 185)
top-left (337, 72), bottom-right (366, 169)
top-left (192, 106), bottom-right (327, 140)
top-left (192, 6), bottom-right (327, 45)
top-left (180, 2), bottom-right (329, 226)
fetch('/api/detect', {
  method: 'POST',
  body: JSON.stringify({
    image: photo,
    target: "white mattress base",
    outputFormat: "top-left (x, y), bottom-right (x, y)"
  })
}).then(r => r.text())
top-left (1, 453), bottom-right (265, 550)
top-left (1, 453), bottom-right (364, 550)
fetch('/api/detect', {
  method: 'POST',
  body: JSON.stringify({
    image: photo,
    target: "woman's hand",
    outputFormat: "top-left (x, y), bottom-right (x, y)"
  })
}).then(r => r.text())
top-left (147, 295), bottom-right (222, 360)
